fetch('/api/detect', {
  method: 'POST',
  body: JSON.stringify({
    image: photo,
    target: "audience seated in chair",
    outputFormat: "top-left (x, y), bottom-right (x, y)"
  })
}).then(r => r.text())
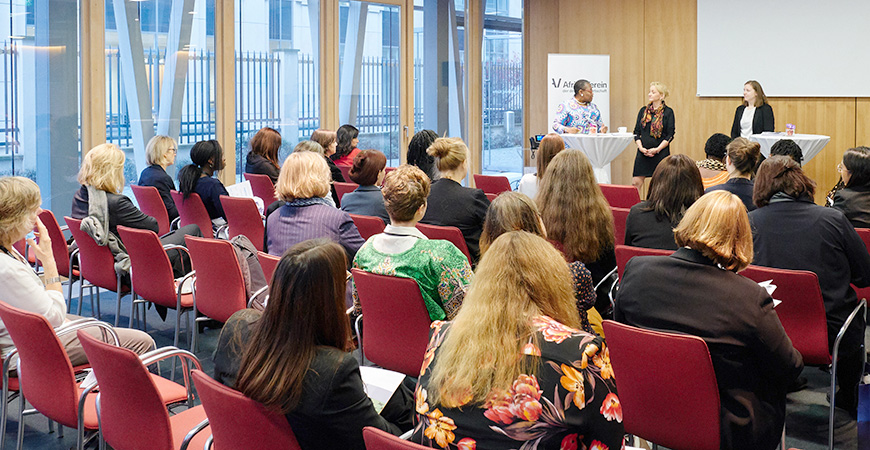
top-left (705, 137), bottom-right (761, 211)
top-left (178, 139), bottom-right (230, 225)
top-left (831, 146), bottom-right (870, 228)
top-left (696, 133), bottom-right (730, 190)
top-left (137, 135), bottom-right (180, 221)
top-left (340, 149), bottom-right (390, 224)
top-left (517, 133), bottom-right (565, 199)
top-left (245, 127), bottom-right (282, 184)
top-left (331, 124), bottom-right (361, 166)
top-left (407, 130), bottom-right (438, 182)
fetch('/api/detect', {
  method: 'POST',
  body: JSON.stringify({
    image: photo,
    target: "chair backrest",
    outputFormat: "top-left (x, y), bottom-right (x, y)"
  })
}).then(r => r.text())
top-left (131, 185), bottom-right (171, 235)
top-left (416, 223), bottom-right (472, 264)
top-left (257, 251), bottom-right (280, 285)
top-left (117, 226), bottom-right (178, 309)
top-left (185, 236), bottom-right (248, 323)
top-left (349, 214), bottom-right (386, 241)
top-left (0, 301), bottom-right (80, 428)
top-left (380, 167), bottom-right (396, 186)
top-left (77, 331), bottom-right (174, 450)
top-left (600, 184), bottom-right (641, 209)
top-left (362, 427), bottom-right (431, 450)
top-left (334, 182), bottom-right (359, 203)
top-left (351, 269), bottom-right (432, 377)
top-left (602, 320), bottom-right (720, 450)
top-left (485, 192), bottom-right (498, 202)
top-left (610, 207), bottom-right (630, 247)
top-left (243, 173), bottom-right (277, 205)
top-left (472, 174), bottom-right (511, 195)
top-left (220, 196), bottom-right (265, 252)
top-left (853, 228), bottom-right (870, 301)
top-left (739, 265), bottom-right (831, 364)
top-left (171, 190), bottom-right (214, 239)
top-left (39, 209), bottom-right (71, 277)
top-left (191, 370), bottom-right (301, 449)
top-left (65, 216), bottom-right (123, 291)
top-left (615, 244), bottom-right (673, 280)
top-left (337, 164), bottom-right (353, 182)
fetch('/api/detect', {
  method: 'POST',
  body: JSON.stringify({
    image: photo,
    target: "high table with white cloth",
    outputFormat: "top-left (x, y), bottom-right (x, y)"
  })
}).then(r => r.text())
top-left (560, 133), bottom-right (636, 183)
top-left (748, 132), bottom-right (831, 164)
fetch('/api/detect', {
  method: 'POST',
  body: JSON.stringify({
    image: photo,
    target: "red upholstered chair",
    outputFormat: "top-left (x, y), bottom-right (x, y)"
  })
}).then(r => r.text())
top-left (602, 320), bottom-right (720, 450)
top-left (244, 173), bottom-right (277, 205)
top-left (65, 217), bottom-right (130, 325)
top-left (77, 331), bottom-right (209, 450)
top-left (117, 226), bottom-right (195, 349)
top-left (852, 228), bottom-right (870, 302)
top-left (337, 164), bottom-right (353, 182)
top-left (614, 244), bottom-right (673, 280)
top-left (416, 223), bottom-right (472, 264)
top-left (485, 193), bottom-right (498, 202)
top-left (220, 196), bottom-right (265, 252)
top-left (349, 214), bottom-right (386, 241)
top-left (257, 251), bottom-right (281, 285)
top-left (131, 185), bottom-right (173, 236)
top-left (363, 427), bottom-right (430, 450)
top-left (10, 240), bottom-right (35, 269)
top-left (191, 370), bottom-right (301, 449)
top-left (171, 191), bottom-right (218, 239)
top-left (739, 264), bottom-right (866, 450)
top-left (334, 182), bottom-right (359, 204)
top-left (610, 207), bottom-right (630, 247)
top-left (599, 183), bottom-right (641, 209)
top-left (351, 269), bottom-right (432, 377)
top-left (185, 236), bottom-right (248, 351)
top-left (38, 210), bottom-right (80, 306)
top-left (473, 174), bottom-right (511, 195)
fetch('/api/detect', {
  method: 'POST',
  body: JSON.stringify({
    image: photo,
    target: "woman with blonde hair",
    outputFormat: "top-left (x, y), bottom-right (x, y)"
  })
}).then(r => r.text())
top-left (479, 192), bottom-right (596, 333)
top-left (412, 231), bottom-right (624, 449)
top-left (245, 127), bottom-right (282, 183)
top-left (266, 151), bottom-right (364, 258)
top-left (138, 135), bottom-right (180, 220)
top-left (310, 129), bottom-right (346, 184)
top-left (420, 137), bottom-right (490, 263)
top-left (517, 133), bottom-right (564, 198)
top-left (537, 149), bottom-right (615, 312)
top-left (631, 81), bottom-right (675, 194)
top-left (617, 190), bottom-right (802, 449)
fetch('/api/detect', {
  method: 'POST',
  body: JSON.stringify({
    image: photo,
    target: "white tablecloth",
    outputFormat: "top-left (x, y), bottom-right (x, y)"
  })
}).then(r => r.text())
top-left (560, 133), bottom-right (636, 183)
top-left (748, 132), bottom-right (831, 164)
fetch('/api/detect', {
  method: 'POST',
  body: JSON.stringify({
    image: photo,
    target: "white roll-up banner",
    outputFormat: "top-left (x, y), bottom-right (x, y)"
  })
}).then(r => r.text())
top-left (547, 54), bottom-right (611, 132)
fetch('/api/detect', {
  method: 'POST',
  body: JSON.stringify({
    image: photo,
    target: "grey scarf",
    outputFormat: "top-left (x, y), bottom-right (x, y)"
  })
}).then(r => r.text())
top-left (79, 186), bottom-right (131, 275)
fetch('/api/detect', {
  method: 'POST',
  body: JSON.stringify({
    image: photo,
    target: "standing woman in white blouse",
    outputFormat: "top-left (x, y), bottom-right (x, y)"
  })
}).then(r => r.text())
top-left (731, 80), bottom-right (775, 138)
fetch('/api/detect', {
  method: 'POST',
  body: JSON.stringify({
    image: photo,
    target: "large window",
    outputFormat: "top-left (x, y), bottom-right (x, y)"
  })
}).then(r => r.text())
top-left (236, 0), bottom-right (319, 180)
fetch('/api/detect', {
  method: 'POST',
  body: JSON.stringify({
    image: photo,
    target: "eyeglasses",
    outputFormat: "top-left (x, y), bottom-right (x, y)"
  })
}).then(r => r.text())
top-left (168, 148), bottom-right (177, 154)
top-left (837, 162), bottom-right (847, 172)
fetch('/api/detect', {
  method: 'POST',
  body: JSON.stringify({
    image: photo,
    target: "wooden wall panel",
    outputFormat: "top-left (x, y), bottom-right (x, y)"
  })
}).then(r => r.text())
top-left (857, 99), bottom-right (870, 147)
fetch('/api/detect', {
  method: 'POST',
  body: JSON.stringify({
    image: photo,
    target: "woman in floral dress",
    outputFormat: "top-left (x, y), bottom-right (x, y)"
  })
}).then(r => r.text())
top-left (412, 231), bottom-right (625, 450)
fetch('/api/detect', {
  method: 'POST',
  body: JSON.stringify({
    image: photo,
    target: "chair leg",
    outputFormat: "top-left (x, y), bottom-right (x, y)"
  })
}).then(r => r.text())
top-left (829, 359), bottom-right (838, 450)
top-left (129, 293), bottom-right (137, 329)
top-left (77, 281), bottom-right (84, 316)
top-left (76, 421), bottom-right (84, 450)
top-left (0, 388), bottom-right (8, 450)
top-left (15, 392), bottom-right (23, 450)
top-left (115, 275), bottom-right (123, 327)
top-left (94, 288), bottom-right (101, 320)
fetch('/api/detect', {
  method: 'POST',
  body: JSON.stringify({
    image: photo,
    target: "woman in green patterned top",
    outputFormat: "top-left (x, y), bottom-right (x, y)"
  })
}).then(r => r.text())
top-left (351, 165), bottom-right (473, 321)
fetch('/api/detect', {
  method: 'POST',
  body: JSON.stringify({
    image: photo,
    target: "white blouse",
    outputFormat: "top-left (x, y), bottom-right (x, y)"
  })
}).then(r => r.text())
top-left (740, 106), bottom-right (756, 137)
top-left (0, 251), bottom-right (67, 355)
top-left (517, 173), bottom-right (539, 198)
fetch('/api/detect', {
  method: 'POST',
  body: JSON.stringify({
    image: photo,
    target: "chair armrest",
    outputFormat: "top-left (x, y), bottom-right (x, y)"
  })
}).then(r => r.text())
top-left (139, 347), bottom-right (202, 370)
top-left (247, 285), bottom-right (269, 309)
top-left (399, 430), bottom-right (414, 440)
top-left (176, 270), bottom-right (196, 297)
top-left (215, 224), bottom-right (229, 240)
top-left (55, 319), bottom-right (120, 346)
top-left (170, 217), bottom-right (181, 232)
top-left (203, 434), bottom-right (214, 450)
top-left (832, 298), bottom-right (867, 363)
top-left (179, 418), bottom-right (210, 450)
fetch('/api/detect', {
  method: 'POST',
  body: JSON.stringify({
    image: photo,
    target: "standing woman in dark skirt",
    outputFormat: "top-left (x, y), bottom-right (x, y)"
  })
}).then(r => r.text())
top-left (632, 82), bottom-right (675, 196)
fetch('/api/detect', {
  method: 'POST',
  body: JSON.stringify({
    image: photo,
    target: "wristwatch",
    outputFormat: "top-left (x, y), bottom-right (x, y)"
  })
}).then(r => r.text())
top-left (43, 276), bottom-right (62, 285)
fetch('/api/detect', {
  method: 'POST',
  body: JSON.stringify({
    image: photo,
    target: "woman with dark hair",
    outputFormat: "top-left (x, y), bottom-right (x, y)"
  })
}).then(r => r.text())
top-left (625, 154), bottom-right (703, 250)
top-left (177, 140), bottom-right (229, 223)
top-left (518, 133), bottom-right (564, 198)
top-left (632, 82), bottom-right (675, 195)
top-left (617, 191), bottom-right (802, 450)
top-left (832, 146), bottom-right (870, 228)
top-left (480, 192), bottom-right (597, 334)
top-left (332, 124), bottom-right (360, 166)
top-left (235, 239), bottom-right (411, 450)
top-left (750, 155), bottom-right (870, 418)
top-left (731, 80), bottom-right (774, 139)
top-left (407, 129), bottom-right (438, 181)
top-left (697, 133), bottom-right (730, 189)
top-left (706, 137), bottom-right (761, 211)
top-left (340, 150), bottom-right (390, 224)
top-left (245, 127), bottom-right (282, 183)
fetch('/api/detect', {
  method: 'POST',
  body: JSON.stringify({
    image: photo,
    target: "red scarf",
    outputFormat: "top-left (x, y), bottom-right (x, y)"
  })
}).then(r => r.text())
top-left (641, 102), bottom-right (664, 139)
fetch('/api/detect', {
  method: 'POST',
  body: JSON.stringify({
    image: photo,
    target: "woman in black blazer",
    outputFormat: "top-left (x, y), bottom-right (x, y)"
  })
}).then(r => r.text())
top-left (234, 239), bottom-right (411, 450)
top-left (420, 137), bottom-right (490, 263)
top-left (730, 80), bottom-right (775, 138)
top-left (137, 135), bottom-right (180, 221)
top-left (832, 146), bottom-right (870, 228)
top-left (616, 190), bottom-right (803, 450)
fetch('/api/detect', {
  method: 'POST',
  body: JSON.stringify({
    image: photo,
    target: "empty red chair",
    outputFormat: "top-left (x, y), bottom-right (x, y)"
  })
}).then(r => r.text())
top-left (220, 196), bottom-right (265, 252)
top-left (349, 214), bottom-right (386, 241)
top-left (334, 182), bottom-right (359, 204)
top-left (337, 164), bottom-right (353, 182)
top-left (600, 184), bottom-right (641, 209)
top-left (416, 223), bottom-right (472, 264)
top-left (131, 185), bottom-right (173, 236)
top-left (117, 226), bottom-right (195, 349)
top-left (610, 207), bottom-right (630, 247)
top-left (363, 427), bottom-right (430, 449)
top-left (614, 244), bottom-right (673, 280)
top-left (244, 173), bottom-right (277, 205)
top-left (351, 269), bottom-right (431, 377)
top-left (76, 331), bottom-right (209, 450)
top-left (191, 370), bottom-right (301, 449)
top-left (65, 217), bottom-right (130, 325)
top-left (171, 191), bottom-right (217, 239)
top-left (257, 251), bottom-right (281, 285)
top-left (38, 210), bottom-right (80, 306)
top-left (603, 320), bottom-right (720, 450)
top-left (185, 236), bottom-right (248, 351)
top-left (473, 174), bottom-right (511, 195)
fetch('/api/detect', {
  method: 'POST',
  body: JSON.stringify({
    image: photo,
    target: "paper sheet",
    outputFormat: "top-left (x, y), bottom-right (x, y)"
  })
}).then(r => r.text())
top-left (360, 366), bottom-right (405, 414)
top-left (757, 280), bottom-right (782, 307)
